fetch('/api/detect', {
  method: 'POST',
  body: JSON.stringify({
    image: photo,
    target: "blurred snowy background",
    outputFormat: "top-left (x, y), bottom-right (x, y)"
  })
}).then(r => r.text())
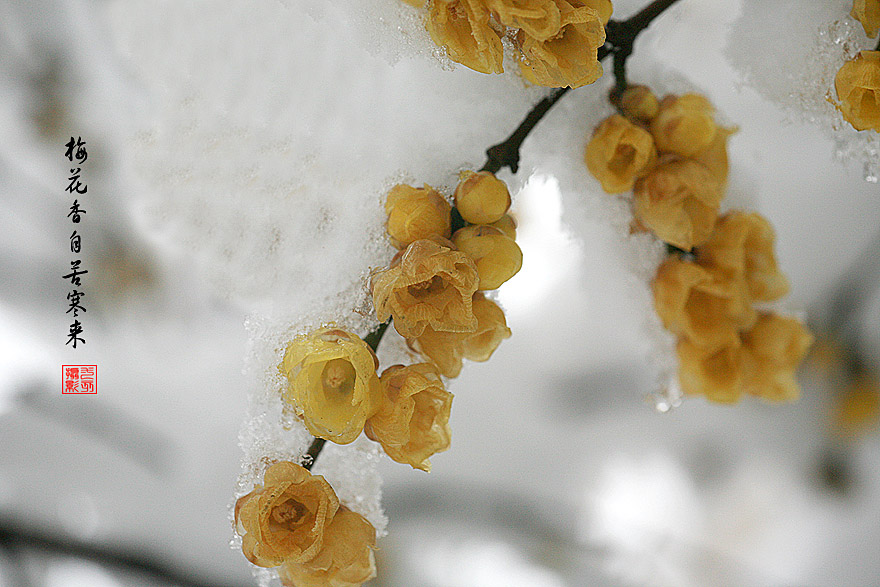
top-left (1, 0), bottom-right (879, 586)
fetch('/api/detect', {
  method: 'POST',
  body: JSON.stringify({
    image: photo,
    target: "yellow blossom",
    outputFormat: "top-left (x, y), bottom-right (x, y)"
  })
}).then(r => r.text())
top-left (585, 114), bottom-right (658, 194)
top-left (633, 158), bottom-right (723, 250)
top-left (278, 506), bottom-right (377, 587)
top-left (691, 125), bottom-right (735, 188)
top-left (518, 0), bottom-right (606, 88)
top-left (385, 183), bottom-right (452, 249)
top-left (454, 171), bottom-right (511, 225)
top-left (653, 258), bottom-right (755, 351)
top-left (618, 84), bottom-right (660, 123)
top-left (832, 375), bottom-right (880, 438)
top-left (834, 50), bottom-right (880, 132)
top-left (427, 0), bottom-right (505, 74)
top-left (411, 293), bottom-right (512, 377)
top-left (677, 338), bottom-right (743, 403)
top-left (696, 211), bottom-right (789, 302)
top-left (365, 363), bottom-right (453, 471)
top-left (485, 0), bottom-right (562, 40)
top-left (489, 214), bottom-right (518, 239)
top-left (650, 94), bottom-right (718, 158)
top-left (740, 313), bottom-right (814, 402)
top-left (372, 238), bottom-right (479, 338)
top-left (234, 462), bottom-right (340, 568)
top-left (452, 225), bottom-right (523, 290)
top-left (280, 327), bottom-right (382, 445)
top-left (852, 0), bottom-right (880, 38)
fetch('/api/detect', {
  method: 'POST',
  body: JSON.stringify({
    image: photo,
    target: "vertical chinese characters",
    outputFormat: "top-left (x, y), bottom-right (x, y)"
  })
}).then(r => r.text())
top-left (62, 136), bottom-right (88, 348)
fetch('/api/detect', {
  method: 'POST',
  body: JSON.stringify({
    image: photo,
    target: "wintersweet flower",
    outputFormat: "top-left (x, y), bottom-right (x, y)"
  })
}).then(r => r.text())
top-left (832, 375), bottom-right (880, 438)
top-left (489, 214), bottom-right (517, 239)
top-left (485, 0), bottom-right (562, 41)
top-left (454, 171), bottom-right (511, 225)
top-left (653, 258), bottom-right (755, 351)
top-left (372, 237), bottom-right (479, 338)
top-left (618, 84), bottom-right (660, 123)
top-left (385, 183), bottom-right (452, 249)
top-left (452, 225), bottom-right (523, 290)
top-left (741, 313), bottom-right (813, 402)
top-left (278, 506), bottom-right (377, 587)
top-left (427, 0), bottom-right (504, 74)
top-left (691, 125), bottom-right (735, 187)
top-left (411, 293), bottom-right (512, 377)
top-left (234, 461), bottom-right (340, 568)
top-left (677, 339), bottom-right (743, 403)
top-left (696, 211), bottom-right (789, 302)
top-left (834, 51), bottom-right (880, 132)
top-left (633, 158), bottom-right (723, 250)
top-left (852, 0), bottom-right (880, 38)
top-left (585, 114), bottom-right (657, 194)
top-left (518, 0), bottom-right (606, 88)
top-left (650, 94), bottom-right (718, 158)
top-left (365, 363), bottom-right (453, 471)
top-left (280, 327), bottom-right (382, 445)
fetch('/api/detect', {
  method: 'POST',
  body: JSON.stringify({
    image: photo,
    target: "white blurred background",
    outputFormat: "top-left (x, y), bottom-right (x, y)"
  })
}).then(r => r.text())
top-left (1, 0), bottom-right (879, 586)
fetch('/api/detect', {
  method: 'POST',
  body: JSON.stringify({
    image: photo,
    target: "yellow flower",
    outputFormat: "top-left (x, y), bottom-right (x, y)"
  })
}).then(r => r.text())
top-left (280, 327), bottom-right (382, 444)
top-left (617, 84), bottom-right (660, 123)
top-left (518, 0), bottom-right (606, 88)
top-left (452, 225), bottom-right (523, 290)
top-left (234, 462), bottom-right (340, 568)
top-left (489, 214), bottom-right (518, 239)
top-left (372, 238), bottom-right (479, 338)
top-left (834, 51), bottom-right (880, 132)
top-left (365, 363), bottom-right (453, 471)
top-left (385, 183), bottom-right (452, 249)
top-left (677, 339), bottom-right (743, 403)
top-left (485, 0), bottom-right (562, 41)
top-left (852, 0), bottom-right (880, 38)
top-left (279, 506), bottom-right (377, 587)
top-left (653, 258), bottom-right (755, 351)
top-left (832, 375), bottom-right (880, 439)
top-left (577, 0), bottom-right (613, 25)
top-left (585, 114), bottom-right (658, 194)
top-left (650, 94), bottom-right (718, 158)
top-left (696, 211), bottom-right (789, 302)
top-left (454, 171), bottom-right (512, 225)
top-left (740, 313), bottom-right (813, 402)
top-left (691, 125), bottom-right (735, 188)
top-left (411, 293), bottom-right (512, 377)
top-left (633, 158), bottom-right (723, 250)
top-left (427, 0), bottom-right (505, 74)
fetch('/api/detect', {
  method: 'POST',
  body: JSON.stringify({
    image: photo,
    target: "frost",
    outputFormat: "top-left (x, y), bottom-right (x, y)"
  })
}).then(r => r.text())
top-left (727, 0), bottom-right (880, 182)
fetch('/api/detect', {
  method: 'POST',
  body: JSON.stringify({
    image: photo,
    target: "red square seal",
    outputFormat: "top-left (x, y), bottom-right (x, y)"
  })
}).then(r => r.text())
top-left (62, 365), bottom-right (97, 394)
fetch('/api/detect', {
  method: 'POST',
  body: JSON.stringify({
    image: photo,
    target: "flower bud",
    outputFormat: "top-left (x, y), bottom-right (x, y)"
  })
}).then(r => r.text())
top-left (851, 0), bottom-right (880, 38)
top-left (834, 50), bottom-right (880, 132)
top-left (454, 171), bottom-right (511, 225)
top-left (385, 183), bottom-right (451, 248)
top-left (740, 313), bottom-right (813, 402)
top-left (280, 327), bottom-right (382, 444)
top-left (633, 158), bottom-right (723, 250)
top-left (372, 238), bottom-right (479, 338)
top-left (832, 376), bottom-right (880, 439)
top-left (653, 258), bottom-right (754, 352)
top-left (365, 363), bottom-right (453, 472)
top-left (585, 114), bottom-right (657, 194)
top-left (489, 214), bottom-right (517, 239)
top-left (618, 84), bottom-right (660, 122)
top-left (452, 225), bottom-right (523, 290)
top-left (427, 0), bottom-right (504, 74)
top-left (650, 94), bottom-right (718, 158)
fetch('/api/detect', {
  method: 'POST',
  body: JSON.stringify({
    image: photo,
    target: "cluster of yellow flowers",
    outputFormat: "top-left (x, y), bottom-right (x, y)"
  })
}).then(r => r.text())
top-left (834, 1), bottom-right (880, 132)
top-left (585, 86), bottom-right (813, 403)
top-left (585, 87), bottom-right (734, 250)
top-left (235, 462), bottom-right (376, 586)
top-left (404, 0), bottom-right (611, 88)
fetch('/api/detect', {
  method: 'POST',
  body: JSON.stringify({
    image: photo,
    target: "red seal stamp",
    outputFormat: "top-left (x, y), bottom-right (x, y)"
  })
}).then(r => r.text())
top-left (62, 365), bottom-right (97, 394)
